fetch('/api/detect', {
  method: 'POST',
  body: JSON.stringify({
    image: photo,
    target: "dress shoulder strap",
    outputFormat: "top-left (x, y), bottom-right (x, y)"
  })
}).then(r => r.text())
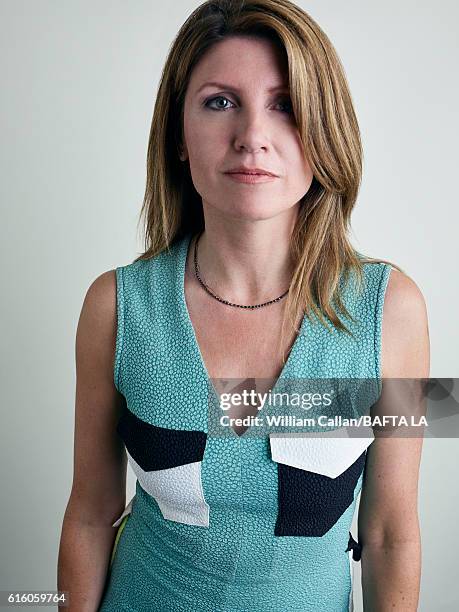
top-left (113, 235), bottom-right (189, 395)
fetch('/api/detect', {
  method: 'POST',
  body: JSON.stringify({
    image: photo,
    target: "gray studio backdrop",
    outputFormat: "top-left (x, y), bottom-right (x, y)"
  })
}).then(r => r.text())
top-left (1, 1), bottom-right (458, 610)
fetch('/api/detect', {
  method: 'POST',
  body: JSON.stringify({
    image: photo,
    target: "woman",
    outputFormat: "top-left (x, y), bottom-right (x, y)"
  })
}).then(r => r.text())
top-left (57, 1), bottom-right (429, 610)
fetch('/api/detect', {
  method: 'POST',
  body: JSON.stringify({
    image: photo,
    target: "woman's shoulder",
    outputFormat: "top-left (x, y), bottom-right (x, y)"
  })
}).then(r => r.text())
top-left (378, 264), bottom-right (428, 332)
top-left (341, 256), bottom-right (428, 340)
top-left (76, 270), bottom-right (118, 381)
top-left (381, 267), bottom-right (430, 378)
top-left (82, 269), bottom-right (117, 318)
top-left (353, 254), bottom-right (425, 309)
top-left (116, 235), bottom-right (188, 278)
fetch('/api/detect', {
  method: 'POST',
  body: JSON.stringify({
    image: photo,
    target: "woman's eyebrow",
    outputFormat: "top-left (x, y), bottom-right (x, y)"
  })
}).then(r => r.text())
top-left (196, 81), bottom-right (289, 95)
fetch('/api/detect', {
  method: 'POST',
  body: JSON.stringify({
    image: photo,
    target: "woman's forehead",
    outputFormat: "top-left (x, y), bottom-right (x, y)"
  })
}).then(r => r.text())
top-left (187, 37), bottom-right (289, 94)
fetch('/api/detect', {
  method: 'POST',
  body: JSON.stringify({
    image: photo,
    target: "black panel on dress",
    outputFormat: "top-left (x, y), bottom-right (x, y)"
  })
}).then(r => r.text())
top-left (346, 531), bottom-right (362, 561)
top-left (274, 450), bottom-right (367, 537)
top-left (116, 405), bottom-right (207, 471)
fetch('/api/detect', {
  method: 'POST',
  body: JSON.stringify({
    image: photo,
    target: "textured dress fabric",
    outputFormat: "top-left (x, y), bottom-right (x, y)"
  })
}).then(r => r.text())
top-left (98, 233), bottom-right (392, 612)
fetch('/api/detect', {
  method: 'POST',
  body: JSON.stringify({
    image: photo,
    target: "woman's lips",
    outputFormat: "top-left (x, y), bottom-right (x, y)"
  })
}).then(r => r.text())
top-left (224, 172), bottom-right (278, 184)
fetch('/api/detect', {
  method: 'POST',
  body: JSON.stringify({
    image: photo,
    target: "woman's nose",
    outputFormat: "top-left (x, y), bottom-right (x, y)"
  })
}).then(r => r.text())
top-left (233, 108), bottom-right (269, 152)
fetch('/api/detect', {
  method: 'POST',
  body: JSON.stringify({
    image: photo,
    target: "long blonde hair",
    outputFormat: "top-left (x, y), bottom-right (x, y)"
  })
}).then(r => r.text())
top-left (134, 0), bottom-right (402, 361)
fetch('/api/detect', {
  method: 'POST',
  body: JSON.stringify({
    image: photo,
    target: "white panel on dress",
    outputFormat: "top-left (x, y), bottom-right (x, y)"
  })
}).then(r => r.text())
top-left (269, 426), bottom-right (375, 478)
top-left (112, 495), bottom-right (135, 528)
top-left (348, 549), bottom-right (355, 612)
top-left (126, 450), bottom-right (210, 527)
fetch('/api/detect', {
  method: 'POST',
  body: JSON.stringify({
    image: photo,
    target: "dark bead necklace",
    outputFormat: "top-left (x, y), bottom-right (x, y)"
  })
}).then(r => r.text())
top-left (193, 231), bottom-right (290, 309)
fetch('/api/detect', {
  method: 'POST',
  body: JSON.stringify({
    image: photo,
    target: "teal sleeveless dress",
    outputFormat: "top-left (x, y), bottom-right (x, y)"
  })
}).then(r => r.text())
top-left (98, 232), bottom-right (392, 612)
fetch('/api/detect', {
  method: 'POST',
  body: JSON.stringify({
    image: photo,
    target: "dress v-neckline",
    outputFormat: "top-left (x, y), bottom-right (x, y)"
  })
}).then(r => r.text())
top-left (177, 232), bottom-right (309, 439)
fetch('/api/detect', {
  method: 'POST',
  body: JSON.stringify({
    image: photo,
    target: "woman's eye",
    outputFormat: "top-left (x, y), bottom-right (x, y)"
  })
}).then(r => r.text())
top-left (204, 96), bottom-right (293, 114)
top-left (204, 96), bottom-right (234, 111)
top-left (276, 98), bottom-right (293, 114)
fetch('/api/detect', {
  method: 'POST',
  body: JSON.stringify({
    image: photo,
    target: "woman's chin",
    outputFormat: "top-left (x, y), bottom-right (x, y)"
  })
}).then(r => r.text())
top-left (217, 204), bottom-right (288, 222)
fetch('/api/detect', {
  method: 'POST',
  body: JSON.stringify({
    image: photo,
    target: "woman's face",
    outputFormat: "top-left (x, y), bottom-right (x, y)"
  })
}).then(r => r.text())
top-left (181, 35), bottom-right (314, 222)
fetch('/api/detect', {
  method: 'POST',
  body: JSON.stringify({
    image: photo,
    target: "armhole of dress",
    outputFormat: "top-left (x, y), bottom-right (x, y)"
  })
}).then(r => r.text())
top-left (374, 264), bottom-right (392, 391)
top-left (114, 266), bottom-right (125, 394)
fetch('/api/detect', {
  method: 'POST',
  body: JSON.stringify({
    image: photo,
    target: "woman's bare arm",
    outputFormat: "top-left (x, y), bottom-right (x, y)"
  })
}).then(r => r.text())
top-left (359, 269), bottom-right (430, 611)
top-left (57, 270), bottom-right (127, 612)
